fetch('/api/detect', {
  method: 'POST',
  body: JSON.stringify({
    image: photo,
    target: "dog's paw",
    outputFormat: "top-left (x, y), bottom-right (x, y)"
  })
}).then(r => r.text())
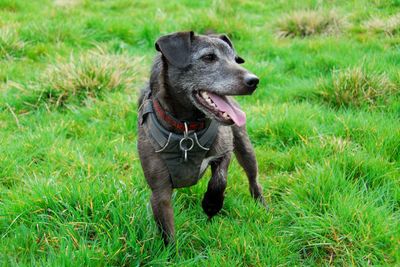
top-left (202, 192), bottom-right (224, 219)
top-left (257, 195), bottom-right (269, 212)
top-left (250, 186), bottom-right (269, 211)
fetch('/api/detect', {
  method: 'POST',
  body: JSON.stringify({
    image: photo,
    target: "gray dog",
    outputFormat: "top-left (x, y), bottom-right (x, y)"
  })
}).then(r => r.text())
top-left (137, 31), bottom-right (265, 244)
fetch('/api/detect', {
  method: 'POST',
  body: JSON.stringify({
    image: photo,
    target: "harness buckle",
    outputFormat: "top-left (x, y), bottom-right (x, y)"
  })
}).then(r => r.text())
top-left (179, 122), bottom-right (194, 162)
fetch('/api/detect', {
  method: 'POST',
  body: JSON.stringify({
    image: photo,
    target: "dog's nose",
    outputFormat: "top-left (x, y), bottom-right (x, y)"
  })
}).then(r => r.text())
top-left (244, 75), bottom-right (259, 89)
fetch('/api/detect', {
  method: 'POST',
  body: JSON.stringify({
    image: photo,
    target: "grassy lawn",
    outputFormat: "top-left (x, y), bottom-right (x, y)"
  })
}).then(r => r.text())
top-left (1, 0), bottom-right (399, 265)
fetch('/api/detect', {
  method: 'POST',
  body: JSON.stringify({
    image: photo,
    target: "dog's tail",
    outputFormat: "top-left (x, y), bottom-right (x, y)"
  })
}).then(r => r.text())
top-left (232, 125), bottom-right (265, 203)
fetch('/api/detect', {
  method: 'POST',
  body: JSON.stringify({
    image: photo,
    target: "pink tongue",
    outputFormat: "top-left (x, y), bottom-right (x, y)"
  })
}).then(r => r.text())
top-left (207, 92), bottom-right (246, 127)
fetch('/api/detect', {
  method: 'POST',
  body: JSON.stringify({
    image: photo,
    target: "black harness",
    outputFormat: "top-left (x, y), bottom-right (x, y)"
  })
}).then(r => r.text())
top-left (139, 95), bottom-right (219, 188)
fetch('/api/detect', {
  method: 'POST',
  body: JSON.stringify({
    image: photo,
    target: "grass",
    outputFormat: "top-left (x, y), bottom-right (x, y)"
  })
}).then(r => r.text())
top-left (0, 27), bottom-right (25, 59)
top-left (318, 66), bottom-right (397, 108)
top-left (0, 0), bottom-right (399, 266)
top-left (34, 50), bottom-right (141, 107)
top-left (275, 10), bottom-right (345, 38)
top-left (363, 13), bottom-right (400, 36)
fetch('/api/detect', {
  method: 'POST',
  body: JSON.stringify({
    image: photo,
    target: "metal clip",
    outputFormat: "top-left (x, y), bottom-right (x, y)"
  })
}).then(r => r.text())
top-left (179, 122), bottom-right (194, 162)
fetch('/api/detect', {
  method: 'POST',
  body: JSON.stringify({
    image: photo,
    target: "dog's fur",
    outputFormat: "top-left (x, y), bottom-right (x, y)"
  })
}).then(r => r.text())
top-left (137, 31), bottom-right (265, 244)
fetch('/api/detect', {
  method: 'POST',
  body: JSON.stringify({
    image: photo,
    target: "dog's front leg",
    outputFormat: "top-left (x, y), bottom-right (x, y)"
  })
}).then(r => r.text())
top-left (150, 185), bottom-right (174, 245)
top-left (202, 153), bottom-right (231, 219)
top-left (138, 133), bottom-right (175, 245)
top-left (232, 125), bottom-right (267, 207)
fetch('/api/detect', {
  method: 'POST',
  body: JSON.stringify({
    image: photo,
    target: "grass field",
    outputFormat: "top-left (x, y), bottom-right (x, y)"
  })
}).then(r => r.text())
top-left (1, 0), bottom-right (399, 266)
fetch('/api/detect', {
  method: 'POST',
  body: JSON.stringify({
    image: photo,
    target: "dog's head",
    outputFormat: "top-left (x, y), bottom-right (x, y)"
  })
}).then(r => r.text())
top-left (155, 31), bottom-right (259, 126)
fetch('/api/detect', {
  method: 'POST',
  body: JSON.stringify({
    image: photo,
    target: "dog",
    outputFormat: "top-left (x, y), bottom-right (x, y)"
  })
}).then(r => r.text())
top-left (137, 31), bottom-right (265, 245)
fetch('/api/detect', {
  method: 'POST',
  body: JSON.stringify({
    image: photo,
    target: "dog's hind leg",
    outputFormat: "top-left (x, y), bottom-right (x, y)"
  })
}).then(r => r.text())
top-left (202, 154), bottom-right (231, 219)
top-left (150, 185), bottom-right (174, 245)
top-left (232, 125), bottom-right (267, 206)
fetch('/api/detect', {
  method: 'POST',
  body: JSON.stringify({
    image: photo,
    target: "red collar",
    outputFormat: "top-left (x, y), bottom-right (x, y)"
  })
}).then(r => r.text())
top-left (152, 98), bottom-right (206, 133)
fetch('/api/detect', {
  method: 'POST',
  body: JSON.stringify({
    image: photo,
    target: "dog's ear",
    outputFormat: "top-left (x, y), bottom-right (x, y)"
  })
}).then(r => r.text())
top-left (216, 34), bottom-right (245, 64)
top-left (155, 31), bottom-right (194, 68)
top-left (218, 34), bottom-right (234, 49)
top-left (235, 56), bottom-right (245, 64)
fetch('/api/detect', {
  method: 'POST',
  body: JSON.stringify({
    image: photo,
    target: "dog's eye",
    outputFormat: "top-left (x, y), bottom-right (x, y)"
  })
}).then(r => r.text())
top-left (201, 54), bottom-right (217, 62)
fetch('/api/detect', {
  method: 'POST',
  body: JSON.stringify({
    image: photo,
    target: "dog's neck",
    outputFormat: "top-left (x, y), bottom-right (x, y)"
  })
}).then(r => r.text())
top-left (154, 89), bottom-right (207, 132)
top-left (156, 89), bottom-right (204, 120)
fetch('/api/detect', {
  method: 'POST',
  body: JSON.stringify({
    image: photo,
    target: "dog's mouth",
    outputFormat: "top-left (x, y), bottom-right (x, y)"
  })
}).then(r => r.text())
top-left (193, 90), bottom-right (246, 126)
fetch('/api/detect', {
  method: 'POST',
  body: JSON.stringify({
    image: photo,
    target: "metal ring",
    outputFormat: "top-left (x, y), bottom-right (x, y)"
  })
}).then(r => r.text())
top-left (179, 137), bottom-right (194, 152)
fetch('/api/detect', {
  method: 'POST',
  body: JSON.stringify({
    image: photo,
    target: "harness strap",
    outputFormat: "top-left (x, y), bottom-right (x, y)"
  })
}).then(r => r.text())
top-left (140, 100), bottom-right (168, 147)
top-left (198, 120), bottom-right (218, 144)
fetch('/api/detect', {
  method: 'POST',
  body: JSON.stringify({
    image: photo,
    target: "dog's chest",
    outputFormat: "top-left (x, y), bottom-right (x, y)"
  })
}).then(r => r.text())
top-left (140, 99), bottom-right (223, 188)
top-left (139, 97), bottom-right (235, 188)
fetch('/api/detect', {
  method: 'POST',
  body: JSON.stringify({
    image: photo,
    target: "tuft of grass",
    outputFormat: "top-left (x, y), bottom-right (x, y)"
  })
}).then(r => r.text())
top-left (0, 0), bottom-right (21, 12)
top-left (363, 13), bottom-right (400, 36)
top-left (0, 27), bottom-right (25, 59)
top-left (34, 50), bottom-right (141, 107)
top-left (275, 10), bottom-right (346, 38)
top-left (317, 67), bottom-right (397, 108)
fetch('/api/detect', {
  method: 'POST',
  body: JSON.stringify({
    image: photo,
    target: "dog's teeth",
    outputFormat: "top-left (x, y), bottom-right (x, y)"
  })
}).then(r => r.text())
top-left (222, 112), bottom-right (230, 120)
top-left (201, 91), bottom-right (214, 102)
top-left (201, 91), bottom-right (209, 100)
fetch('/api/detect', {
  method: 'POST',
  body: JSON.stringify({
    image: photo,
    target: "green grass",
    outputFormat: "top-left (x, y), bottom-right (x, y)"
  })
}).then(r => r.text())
top-left (0, 0), bottom-right (399, 266)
